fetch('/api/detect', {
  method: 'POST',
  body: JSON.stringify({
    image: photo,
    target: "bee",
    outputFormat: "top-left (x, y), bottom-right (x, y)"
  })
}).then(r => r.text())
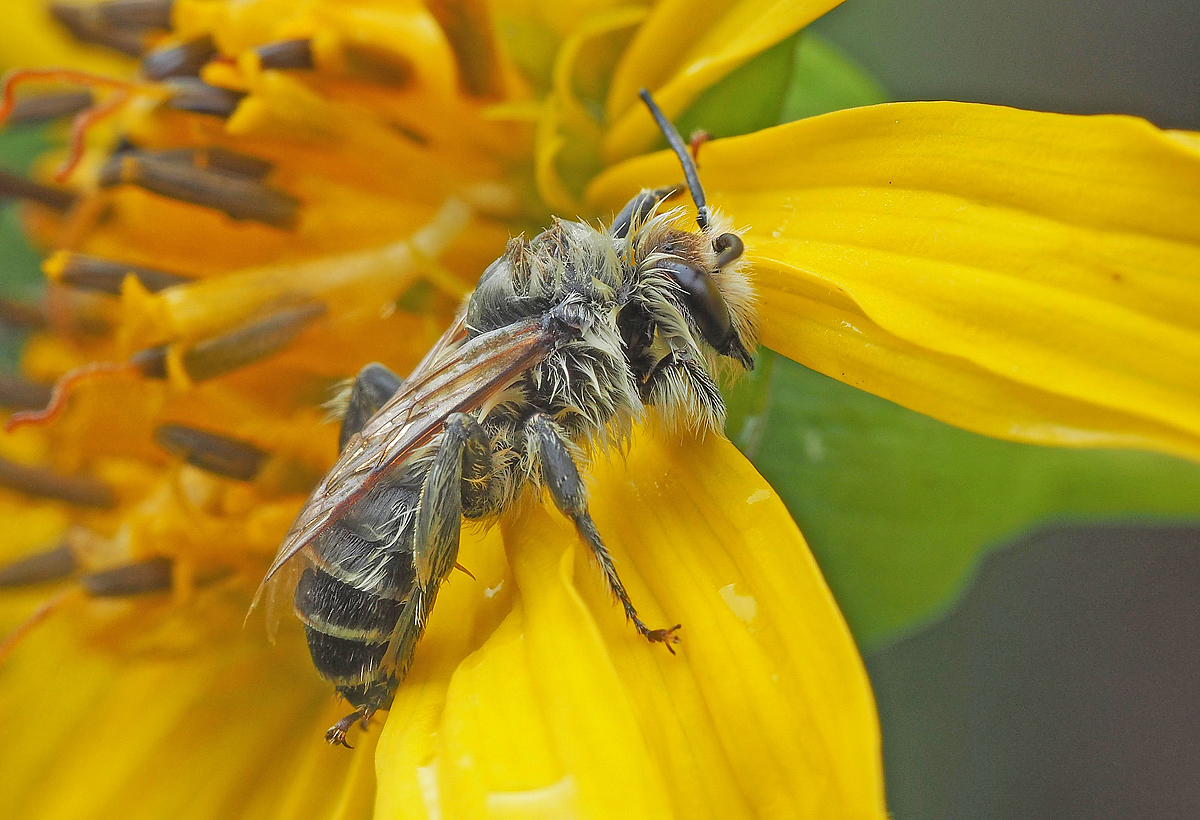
top-left (253, 90), bottom-right (757, 747)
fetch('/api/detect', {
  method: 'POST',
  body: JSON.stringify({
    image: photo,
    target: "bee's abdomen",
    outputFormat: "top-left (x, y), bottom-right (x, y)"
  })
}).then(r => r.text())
top-left (301, 623), bottom-right (390, 681)
top-left (295, 566), bottom-right (401, 642)
top-left (295, 565), bottom-right (398, 685)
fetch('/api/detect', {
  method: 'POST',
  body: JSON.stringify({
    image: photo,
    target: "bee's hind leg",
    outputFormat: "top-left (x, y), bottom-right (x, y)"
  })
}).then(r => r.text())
top-left (325, 707), bottom-right (371, 748)
top-left (337, 363), bottom-right (404, 451)
top-left (525, 413), bottom-right (681, 652)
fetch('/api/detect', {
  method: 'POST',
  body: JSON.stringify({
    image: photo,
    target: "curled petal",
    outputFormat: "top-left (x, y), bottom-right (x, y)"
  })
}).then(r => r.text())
top-left (604, 0), bottom-right (844, 163)
top-left (589, 102), bottom-right (1200, 462)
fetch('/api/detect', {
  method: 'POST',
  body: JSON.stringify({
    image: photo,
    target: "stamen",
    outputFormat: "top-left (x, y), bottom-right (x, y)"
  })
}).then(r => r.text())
top-left (5, 360), bottom-right (139, 434)
top-left (0, 375), bottom-right (53, 410)
top-left (0, 169), bottom-right (76, 211)
top-left (80, 556), bottom-right (173, 596)
top-left (181, 302), bottom-right (326, 382)
top-left (51, 252), bottom-right (192, 294)
top-left (48, 4), bottom-right (145, 57)
top-left (164, 78), bottom-right (246, 118)
top-left (97, 153), bottom-right (300, 228)
top-left (95, 0), bottom-right (175, 31)
top-left (5, 90), bottom-right (93, 124)
top-left (141, 36), bottom-right (218, 81)
top-left (256, 39), bottom-right (315, 71)
top-left (0, 456), bottom-right (117, 508)
top-left (0, 544), bottom-right (76, 587)
top-left (154, 424), bottom-right (268, 481)
top-left (0, 68), bottom-right (135, 124)
top-left (145, 146), bottom-right (274, 179)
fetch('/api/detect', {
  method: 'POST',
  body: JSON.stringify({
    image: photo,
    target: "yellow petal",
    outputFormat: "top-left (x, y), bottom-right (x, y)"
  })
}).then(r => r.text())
top-left (588, 102), bottom-right (1200, 462)
top-left (376, 432), bottom-right (884, 819)
top-left (0, 587), bottom-right (373, 820)
top-left (603, 0), bottom-right (843, 163)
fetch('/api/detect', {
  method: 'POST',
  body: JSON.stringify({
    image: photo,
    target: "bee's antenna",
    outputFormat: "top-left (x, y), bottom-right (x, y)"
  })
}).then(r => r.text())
top-left (638, 88), bottom-right (710, 233)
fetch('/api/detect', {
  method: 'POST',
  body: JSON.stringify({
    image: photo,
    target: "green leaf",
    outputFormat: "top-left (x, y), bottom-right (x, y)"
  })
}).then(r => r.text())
top-left (674, 32), bottom-right (799, 142)
top-left (779, 33), bottom-right (888, 122)
top-left (750, 359), bottom-right (1200, 648)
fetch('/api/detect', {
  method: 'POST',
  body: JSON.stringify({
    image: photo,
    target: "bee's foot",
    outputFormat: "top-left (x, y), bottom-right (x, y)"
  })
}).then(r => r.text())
top-left (643, 623), bottom-right (682, 655)
top-left (325, 709), bottom-right (365, 748)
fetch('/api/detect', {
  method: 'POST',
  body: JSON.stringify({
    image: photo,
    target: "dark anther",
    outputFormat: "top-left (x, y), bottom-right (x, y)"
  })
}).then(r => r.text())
top-left (0, 376), bottom-right (53, 410)
top-left (256, 39), bottom-right (315, 71)
top-left (713, 232), bottom-right (744, 268)
top-left (141, 35), bottom-right (217, 81)
top-left (49, 4), bottom-right (146, 57)
top-left (57, 253), bottom-right (191, 294)
top-left (0, 457), bottom-right (116, 508)
top-left (154, 424), bottom-right (269, 481)
top-left (96, 0), bottom-right (175, 31)
top-left (97, 153), bottom-right (300, 229)
top-left (130, 345), bottom-right (168, 379)
top-left (148, 146), bottom-right (274, 179)
top-left (181, 302), bottom-right (326, 382)
top-left (6, 90), bottom-right (94, 124)
top-left (164, 78), bottom-right (247, 118)
top-left (80, 556), bottom-right (173, 597)
top-left (0, 169), bottom-right (76, 212)
top-left (0, 544), bottom-right (76, 587)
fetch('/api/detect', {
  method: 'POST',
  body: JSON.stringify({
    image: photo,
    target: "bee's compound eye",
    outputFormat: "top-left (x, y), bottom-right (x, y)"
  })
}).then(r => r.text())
top-left (713, 233), bottom-right (744, 268)
top-left (657, 259), bottom-right (733, 350)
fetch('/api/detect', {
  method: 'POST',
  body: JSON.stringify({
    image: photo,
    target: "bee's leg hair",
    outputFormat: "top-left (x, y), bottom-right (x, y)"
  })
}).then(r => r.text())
top-left (380, 415), bottom-right (492, 676)
top-left (412, 412), bottom-right (492, 588)
top-left (609, 185), bottom-right (682, 239)
top-left (525, 413), bottom-right (681, 652)
top-left (338, 363), bottom-right (404, 451)
top-left (642, 349), bottom-right (725, 423)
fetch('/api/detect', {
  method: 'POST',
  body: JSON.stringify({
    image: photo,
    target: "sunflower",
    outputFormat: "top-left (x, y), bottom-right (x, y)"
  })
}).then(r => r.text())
top-left (0, 1), bottom-right (1197, 819)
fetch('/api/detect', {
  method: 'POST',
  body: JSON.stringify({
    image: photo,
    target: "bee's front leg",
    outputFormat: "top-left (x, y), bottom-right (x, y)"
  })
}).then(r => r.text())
top-left (641, 349), bottom-right (725, 426)
top-left (525, 413), bottom-right (681, 652)
top-left (608, 185), bottom-right (682, 239)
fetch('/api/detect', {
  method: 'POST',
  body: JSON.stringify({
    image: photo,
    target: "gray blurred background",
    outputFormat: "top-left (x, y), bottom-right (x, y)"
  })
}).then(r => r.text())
top-left (811, 2), bottom-right (1200, 817)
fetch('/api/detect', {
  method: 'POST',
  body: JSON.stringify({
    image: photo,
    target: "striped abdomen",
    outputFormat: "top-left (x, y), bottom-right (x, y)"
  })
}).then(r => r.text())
top-left (293, 478), bottom-right (419, 710)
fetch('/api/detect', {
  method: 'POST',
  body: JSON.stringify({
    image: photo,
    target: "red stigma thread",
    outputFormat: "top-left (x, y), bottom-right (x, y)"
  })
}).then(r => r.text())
top-left (6, 360), bottom-right (140, 433)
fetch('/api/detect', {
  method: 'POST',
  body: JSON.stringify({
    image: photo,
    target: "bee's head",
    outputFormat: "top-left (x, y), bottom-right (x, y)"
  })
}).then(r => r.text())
top-left (632, 90), bottom-right (757, 371)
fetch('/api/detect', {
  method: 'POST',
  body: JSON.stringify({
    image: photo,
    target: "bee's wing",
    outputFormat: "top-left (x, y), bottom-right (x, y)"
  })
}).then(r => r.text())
top-left (248, 315), bottom-right (554, 613)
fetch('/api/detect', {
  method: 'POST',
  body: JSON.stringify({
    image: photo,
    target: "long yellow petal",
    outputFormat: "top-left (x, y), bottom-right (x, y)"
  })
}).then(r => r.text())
top-left (375, 432), bottom-right (885, 819)
top-left (0, 587), bottom-right (373, 820)
top-left (603, 0), bottom-right (843, 163)
top-left (588, 102), bottom-right (1200, 462)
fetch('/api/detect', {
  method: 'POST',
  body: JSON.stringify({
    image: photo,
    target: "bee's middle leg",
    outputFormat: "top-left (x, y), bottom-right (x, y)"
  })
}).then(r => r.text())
top-left (412, 412), bottom-right (493, 589)
top-left (525, 413), bottom-right (680, 651)
top-left (381, 413), bottom-right (492, 672)
top-left (338, 363), bottom-right (404, 451)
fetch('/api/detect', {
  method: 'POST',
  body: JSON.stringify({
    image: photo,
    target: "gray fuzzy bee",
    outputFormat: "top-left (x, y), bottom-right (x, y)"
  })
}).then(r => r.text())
top-left (252, 90), bottom-right (758, 747)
